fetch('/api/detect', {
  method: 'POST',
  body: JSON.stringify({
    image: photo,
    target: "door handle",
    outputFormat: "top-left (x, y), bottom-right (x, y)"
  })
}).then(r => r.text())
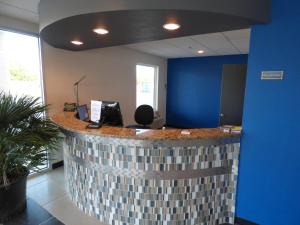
top-left (220, 113), bottom-right (224, 117)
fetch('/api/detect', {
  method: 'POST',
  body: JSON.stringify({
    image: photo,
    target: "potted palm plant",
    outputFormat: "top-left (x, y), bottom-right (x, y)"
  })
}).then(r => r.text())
top-left (0, 92), bottom-right (60, 222)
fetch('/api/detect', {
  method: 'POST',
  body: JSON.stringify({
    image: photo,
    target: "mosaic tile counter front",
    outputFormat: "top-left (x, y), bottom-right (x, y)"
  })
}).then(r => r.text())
top-left (54, 112), bottom-right (241, 225)
top-left (60, 127), bottom-right (240, 225)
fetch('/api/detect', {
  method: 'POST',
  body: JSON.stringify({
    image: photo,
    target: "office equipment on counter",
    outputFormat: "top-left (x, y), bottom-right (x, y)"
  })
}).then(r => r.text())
top-left (151, 111), bottom-right (164, 129)
top-left (86, 123), bottom-right (102, 129)
top-left (86, 117), bottom-right (105, 129)
top-left (101, 101), bottom-right (123, 127)
top-left (64, 103), bottom-right (76, 112)
top-left (181, 130), bottom-right (191, 135)
top-left (90, 100), bottom-right (102, 123)
top-left (85, 100), bottom-right (123, 128)
top-left (85, 100), bottom-right (104, 129)
top-left (76, 105), bottom-right (89, 121)
top-left (231, 126), bottom-right (243, 134)
top-left (220, 125), bottom-right (242, 134)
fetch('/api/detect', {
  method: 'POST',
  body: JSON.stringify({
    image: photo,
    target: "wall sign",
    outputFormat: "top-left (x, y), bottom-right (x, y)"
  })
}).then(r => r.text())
top-left (261, 71), bottom-right (284, 80)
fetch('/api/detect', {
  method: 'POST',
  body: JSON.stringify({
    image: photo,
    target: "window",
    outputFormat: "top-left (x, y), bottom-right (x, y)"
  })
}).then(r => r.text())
top-left (136, 64), bottom-right (159, 110)
top-left (0, 29), bottom-right (47, 172)
top-left (0, 29), bottom-right (43, 100)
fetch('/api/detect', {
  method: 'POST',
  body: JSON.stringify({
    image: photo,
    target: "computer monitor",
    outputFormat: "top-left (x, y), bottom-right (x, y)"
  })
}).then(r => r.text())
top-left (101, 101), bottom-right (123, 127)
top-left (76, 105), bottom-right (89, 121)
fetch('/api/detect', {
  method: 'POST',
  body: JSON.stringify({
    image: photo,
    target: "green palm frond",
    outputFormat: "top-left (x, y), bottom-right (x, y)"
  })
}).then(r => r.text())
top-left (0, 92), bottom-right (61, 186)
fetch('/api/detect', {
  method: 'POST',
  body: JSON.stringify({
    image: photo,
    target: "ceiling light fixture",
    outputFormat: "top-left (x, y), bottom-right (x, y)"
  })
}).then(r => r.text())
top-left (71, 40), bottom-right (83, 45)
top-left (197, 50), bottom-right (205, 54)
top-left (163, 23), bottom-right (181, 31)
top-left (93, 28), bottom-right (109, 35)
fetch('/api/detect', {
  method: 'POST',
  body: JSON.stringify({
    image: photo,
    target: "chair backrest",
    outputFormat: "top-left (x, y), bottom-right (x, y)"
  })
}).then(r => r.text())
top-left (134, 105), bottom-right (154, 126)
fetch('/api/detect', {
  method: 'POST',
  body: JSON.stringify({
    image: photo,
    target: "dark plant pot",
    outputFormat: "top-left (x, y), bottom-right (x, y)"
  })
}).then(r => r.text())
top-left (0, 170), bottom-right (29, 223)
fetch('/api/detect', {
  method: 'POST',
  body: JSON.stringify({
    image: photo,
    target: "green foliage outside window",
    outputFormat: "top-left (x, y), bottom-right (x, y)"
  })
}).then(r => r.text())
top-left (9, 62), bottom-right (38, 81)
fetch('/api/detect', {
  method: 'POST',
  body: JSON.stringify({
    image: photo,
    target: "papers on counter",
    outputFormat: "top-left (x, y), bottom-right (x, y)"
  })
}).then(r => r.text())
top-left (90, 100), bottom-right (102, 123)
top-left (220, 125), bottom-right (242, 134)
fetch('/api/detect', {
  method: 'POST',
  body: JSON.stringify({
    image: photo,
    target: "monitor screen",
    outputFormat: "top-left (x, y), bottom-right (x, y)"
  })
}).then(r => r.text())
top-left (101, 101), bottom-right (123, 127)
top-left (77, 105), bottom-right (89, 121)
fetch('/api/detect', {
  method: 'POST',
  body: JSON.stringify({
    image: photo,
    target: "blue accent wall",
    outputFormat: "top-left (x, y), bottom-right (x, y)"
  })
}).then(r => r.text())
top-left (166, 55), bottom-right (248, 128)
top-left (237, 0), bottom-right (300, 224)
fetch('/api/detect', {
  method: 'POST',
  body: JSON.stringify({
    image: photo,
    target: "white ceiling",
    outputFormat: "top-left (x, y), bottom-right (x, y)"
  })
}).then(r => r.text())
top-left (0, 1), bottom-right (250, 58)
top-left (126, 29), bottom-right (251, 58)
top-left (0, 0), bottom-right (39, 23)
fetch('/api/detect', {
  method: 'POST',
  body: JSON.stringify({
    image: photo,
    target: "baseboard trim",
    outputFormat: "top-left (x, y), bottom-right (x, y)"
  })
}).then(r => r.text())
top-left (52, 160), bottom-right (64, 169)
top-left (235, 217), bottom-right (259, 225)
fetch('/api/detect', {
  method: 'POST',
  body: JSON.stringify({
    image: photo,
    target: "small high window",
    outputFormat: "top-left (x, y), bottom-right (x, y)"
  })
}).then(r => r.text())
top-left (136, 64), bottom-right (159, 110)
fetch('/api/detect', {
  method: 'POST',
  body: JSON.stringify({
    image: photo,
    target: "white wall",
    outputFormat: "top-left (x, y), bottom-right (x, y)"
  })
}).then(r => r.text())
top-left (42, 42), bottom-right (168, 126)
top-left (0, 15), bottom-right (38, 34)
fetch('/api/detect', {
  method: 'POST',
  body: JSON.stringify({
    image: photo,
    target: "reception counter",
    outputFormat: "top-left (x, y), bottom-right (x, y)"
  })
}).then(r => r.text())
top-left (52, 112), bottom-right (241, 225)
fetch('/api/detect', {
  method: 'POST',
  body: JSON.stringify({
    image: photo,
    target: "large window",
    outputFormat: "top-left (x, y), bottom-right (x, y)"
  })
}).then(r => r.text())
top-left (136, 64), bottom-right (159, 110)
top-left (0, 29), bottom-right (43, 100)
top-left (0, 29), bottom-right (47, 172)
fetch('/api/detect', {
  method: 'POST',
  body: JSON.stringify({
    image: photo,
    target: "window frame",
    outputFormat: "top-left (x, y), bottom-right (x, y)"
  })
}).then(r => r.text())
top-left (136, 63), bottom-right (159, 111)
top-left (0, 27), bottom-right (49, 174)
top-left (0, 27), bottom-right (45, 104)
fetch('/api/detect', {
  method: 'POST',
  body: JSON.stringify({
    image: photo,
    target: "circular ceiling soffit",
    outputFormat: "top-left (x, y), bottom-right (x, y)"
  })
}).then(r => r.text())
top-left (39, 0), bottom-right (271, 51)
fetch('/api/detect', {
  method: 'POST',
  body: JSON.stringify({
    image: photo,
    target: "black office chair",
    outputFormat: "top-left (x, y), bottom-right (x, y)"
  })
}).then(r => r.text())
top-left (126, 105), bottom-right (154, 129)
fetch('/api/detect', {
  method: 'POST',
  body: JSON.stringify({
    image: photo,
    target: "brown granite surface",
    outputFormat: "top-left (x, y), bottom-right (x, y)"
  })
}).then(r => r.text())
top-left (51, 112), bottom-right (239, 140)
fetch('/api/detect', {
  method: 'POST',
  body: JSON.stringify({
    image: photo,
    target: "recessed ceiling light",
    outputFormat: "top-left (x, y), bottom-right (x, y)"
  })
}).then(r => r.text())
top-left (93, 28), bottom-right (109, 35)
top-left (71, 40), bottom-right (83, 45)
top-left (197, 50), bottom-right (205, 54)
top-left (163, 23), bottom-right (180, 31)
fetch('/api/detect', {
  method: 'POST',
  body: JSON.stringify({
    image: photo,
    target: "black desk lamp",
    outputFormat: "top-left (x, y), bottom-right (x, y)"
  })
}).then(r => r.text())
top-left (73, 75), bottom-right (86, 106)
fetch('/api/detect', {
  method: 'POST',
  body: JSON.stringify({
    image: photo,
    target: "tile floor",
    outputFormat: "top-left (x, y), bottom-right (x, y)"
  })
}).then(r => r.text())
top-left (4, 198), bottom-right (64, 225)
top-left (27, 167), bottom-right (105, 225)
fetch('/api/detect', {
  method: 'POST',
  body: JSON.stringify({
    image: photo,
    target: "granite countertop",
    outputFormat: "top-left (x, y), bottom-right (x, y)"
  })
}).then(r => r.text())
top-left (51, 112), bottom-right (240, 140)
